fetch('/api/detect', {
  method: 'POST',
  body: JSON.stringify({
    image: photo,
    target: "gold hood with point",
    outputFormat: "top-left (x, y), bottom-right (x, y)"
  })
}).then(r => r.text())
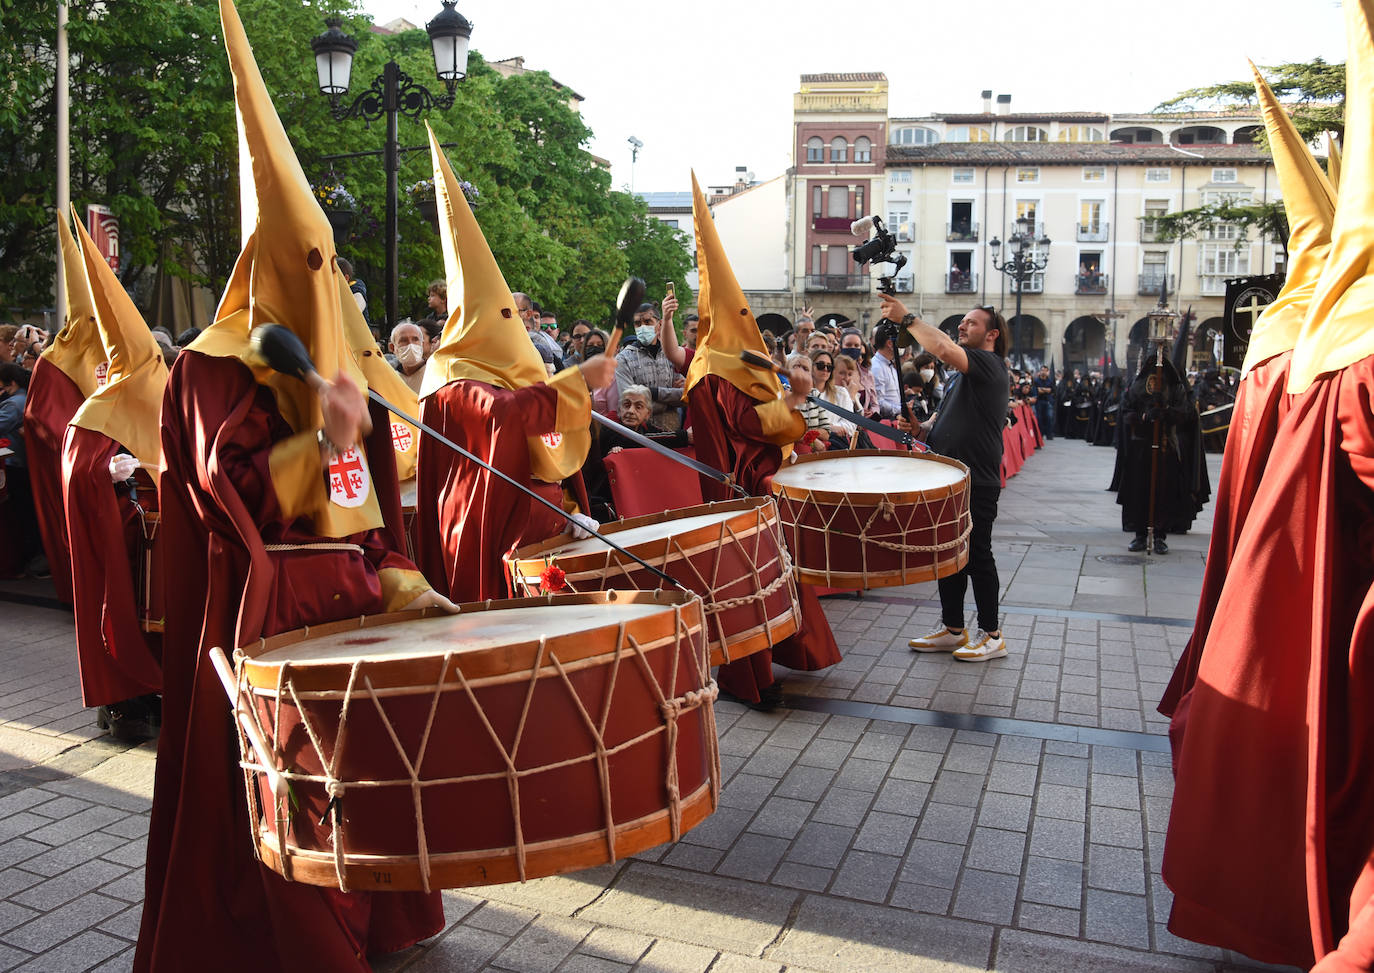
top-left (420, 124), bottom-right (590, 482)
top-left (1289, 0), bottom-right (1374, 393)
top-left (684, 171), bottom-right (783, 404)
top-left (45, 216), bottom-right (107, 397)
top-left (190, 0), bottom-right (380, 536)
top-left (1240, 61), bottom-right (1336, 377)
top-left (68, 214), bottom-right (168, 468)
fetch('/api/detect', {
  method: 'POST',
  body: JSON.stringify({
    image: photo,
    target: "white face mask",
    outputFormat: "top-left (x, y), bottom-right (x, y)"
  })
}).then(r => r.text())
top-left (920, 368), bottom-right (935, 383)
top-left (397, 343), bottom-right (424, 367)
top-left (635, 325), bottom-right (657, 345)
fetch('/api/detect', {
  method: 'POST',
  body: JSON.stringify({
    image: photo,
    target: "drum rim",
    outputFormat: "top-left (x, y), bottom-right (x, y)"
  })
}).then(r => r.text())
top-left (770, 449), bottom-right (971, 505)
top-left (232, 590), bottom-right (706, 690)
top-left (506, 496), bottom-right (781, 571)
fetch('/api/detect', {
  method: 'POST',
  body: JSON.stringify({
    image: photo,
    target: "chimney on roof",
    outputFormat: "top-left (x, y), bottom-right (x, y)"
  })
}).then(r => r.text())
top-left (981, 89), bottom-right (992, 113)
top-left (996, 94), bottom-right (1011, 115)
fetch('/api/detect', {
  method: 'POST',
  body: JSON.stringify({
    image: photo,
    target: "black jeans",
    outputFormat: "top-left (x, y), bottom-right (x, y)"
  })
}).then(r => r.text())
top-left (940, 483), bottom-right (1000, 634)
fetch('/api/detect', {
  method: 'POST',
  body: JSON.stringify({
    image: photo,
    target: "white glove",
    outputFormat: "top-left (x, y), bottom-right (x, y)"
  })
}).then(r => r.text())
top-left (565, 512), bottom-right (599, 540)
top-left (109, 454), bottom-right (139, 483)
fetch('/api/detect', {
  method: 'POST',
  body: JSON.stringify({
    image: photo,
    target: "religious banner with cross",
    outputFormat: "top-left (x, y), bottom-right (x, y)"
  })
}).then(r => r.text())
top-left (1222, 273), bottom-right (1285, 370)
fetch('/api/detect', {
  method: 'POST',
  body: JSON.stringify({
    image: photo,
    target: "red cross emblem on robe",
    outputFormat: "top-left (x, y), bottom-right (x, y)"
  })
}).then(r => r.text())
top-left (328, 446), bottom-right (371, 509)
top-left (95, 362), bottom-right (110, 387)
top-left (391, 421), bottom-right (413, 453)
top-left (540, 431), bottom-right (563, 448)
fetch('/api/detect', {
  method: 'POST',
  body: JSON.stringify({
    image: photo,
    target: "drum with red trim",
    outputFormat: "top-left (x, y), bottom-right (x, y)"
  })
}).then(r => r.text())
top-left (225, 590), bottom-right (717, 891)
top-left (770, 450), bottom-right (971, 589)
top-left (505, 497), bottom-right (799, 667)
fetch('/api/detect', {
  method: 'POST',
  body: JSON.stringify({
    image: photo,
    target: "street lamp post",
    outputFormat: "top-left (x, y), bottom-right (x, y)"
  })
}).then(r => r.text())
top-left (988, 215), bottom-right (1051, 366)
top-left (309, 1), bottom-right (472, 329)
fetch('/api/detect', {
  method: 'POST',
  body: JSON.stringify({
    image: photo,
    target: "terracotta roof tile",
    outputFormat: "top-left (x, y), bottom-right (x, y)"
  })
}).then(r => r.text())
top-left (885, 142), bottom-right (1272, 165)
top-left (800, 72), bottom-right (888, 84)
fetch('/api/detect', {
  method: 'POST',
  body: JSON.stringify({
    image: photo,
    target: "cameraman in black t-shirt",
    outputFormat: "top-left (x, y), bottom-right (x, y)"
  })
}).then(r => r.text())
top-left (881, 295), bottom-right (1009, 663)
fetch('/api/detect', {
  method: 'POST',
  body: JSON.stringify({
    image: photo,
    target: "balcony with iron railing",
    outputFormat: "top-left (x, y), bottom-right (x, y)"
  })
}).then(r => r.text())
top-left (1138, 272), bottom-right (1174, 296)
top-left (946, 221), bottom-right (979, 242)
top-left (945, 271), bottom-right (978, 294)
top-left (806, 274), bottom-right (869, 292)
top-left (811, 216), bottom-right (854, 233)
top-left (1009, 273), bottom-right (1044, 294)
top-left (1077, 222), bottom-right (1110, 243)
top-left (892, 277), bottom-right (915, 293)
top-left (1075, 273), bottom-right (1109, 295)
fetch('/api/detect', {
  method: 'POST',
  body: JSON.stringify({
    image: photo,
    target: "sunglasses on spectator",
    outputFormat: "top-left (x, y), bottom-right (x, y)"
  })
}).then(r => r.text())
top-left (814, 362), bottom-right (833, 372)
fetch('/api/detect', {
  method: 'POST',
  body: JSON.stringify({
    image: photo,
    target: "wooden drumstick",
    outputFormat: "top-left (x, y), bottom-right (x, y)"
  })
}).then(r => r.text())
top-left (605, 276), bottom-right (646, 358)
top-left (250, 325), bottom-right (373, 440)
top-left (209, 647), bottom-right (286, 801)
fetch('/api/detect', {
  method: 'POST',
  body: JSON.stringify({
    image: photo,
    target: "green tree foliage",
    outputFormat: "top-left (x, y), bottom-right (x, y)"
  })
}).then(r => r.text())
top-left (1146, 58), bottom-right (1344, 255)
top-left (1, 0), bottom-right (693, 328)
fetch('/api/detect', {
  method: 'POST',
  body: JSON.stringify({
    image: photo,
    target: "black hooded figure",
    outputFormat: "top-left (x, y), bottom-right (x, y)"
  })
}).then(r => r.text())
top-left (1114, 349), bottom-right (1195, 553)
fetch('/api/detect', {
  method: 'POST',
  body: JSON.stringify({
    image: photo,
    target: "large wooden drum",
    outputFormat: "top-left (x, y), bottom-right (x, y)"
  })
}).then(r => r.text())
top-left (505, 498), bottom-right (799, 667)
top-left (770, 450), bottom-right (972, 589)
top-left (219, 591), bottom-right (718, 892)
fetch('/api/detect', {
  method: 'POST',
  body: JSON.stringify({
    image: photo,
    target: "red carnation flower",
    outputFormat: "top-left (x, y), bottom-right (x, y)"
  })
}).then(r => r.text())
top-left (801, 429), bottom-right (822, 445)
top-left (539, 564), bottom-right (567, 593)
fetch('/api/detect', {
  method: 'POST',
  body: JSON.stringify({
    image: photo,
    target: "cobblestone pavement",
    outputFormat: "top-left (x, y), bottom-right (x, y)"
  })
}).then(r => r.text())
top-left (0, 439), bottom-right (1299, 972)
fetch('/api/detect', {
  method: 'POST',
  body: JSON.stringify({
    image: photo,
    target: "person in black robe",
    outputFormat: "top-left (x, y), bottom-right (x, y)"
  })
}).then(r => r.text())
top-left (1114, 352), bottom-right (1194, 553)
top-left (1054, 370), bottom-right (1076, 438)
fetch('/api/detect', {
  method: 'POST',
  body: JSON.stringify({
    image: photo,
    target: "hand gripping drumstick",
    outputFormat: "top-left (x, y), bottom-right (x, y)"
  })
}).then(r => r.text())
top-left (737, 349), bottom-right (929, 453)
top-left (604, 276), bottom-right (644, 359)
top-left (249, 324), bottom-right (682, 590)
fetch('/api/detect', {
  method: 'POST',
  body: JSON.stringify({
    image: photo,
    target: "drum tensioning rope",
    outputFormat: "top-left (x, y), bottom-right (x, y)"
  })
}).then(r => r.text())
top-left (249, 324), bottom-right (684, 591)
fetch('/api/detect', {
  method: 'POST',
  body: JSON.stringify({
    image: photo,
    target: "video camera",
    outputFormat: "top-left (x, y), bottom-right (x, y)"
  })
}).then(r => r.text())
top-left (849, 215), bottom-right (907, 295)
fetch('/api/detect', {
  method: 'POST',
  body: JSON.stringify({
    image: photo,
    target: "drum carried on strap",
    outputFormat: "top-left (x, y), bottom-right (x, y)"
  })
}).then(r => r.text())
top-left (505, 497), bottom-right (799, 667)
top-left (210, 590), bottom-right (718, 892)
top-left (770, 450), bottom-right (972, 589)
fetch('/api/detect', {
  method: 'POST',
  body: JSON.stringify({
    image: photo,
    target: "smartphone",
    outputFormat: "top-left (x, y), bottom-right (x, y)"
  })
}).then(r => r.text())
top-left (665, 281), bottom-right (675, 302)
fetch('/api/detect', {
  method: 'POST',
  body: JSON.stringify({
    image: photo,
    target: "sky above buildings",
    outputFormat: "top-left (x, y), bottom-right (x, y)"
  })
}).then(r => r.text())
top-left (363, 0), bottom-right (1344, 195)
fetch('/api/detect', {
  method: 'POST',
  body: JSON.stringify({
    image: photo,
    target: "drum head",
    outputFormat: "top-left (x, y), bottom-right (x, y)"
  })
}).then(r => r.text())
top-left (772, 452), bottom-right (966, 498)
top-left (252, 601), bottom-right (672, 665)
top-left (400, 478), bottom-right (417, 511)
top-left (548, 510), bottom-right (740, 558)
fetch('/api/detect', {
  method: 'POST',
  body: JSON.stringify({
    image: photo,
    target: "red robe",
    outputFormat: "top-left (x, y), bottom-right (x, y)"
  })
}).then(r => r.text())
top-left (686, 363), bottom-right (842, 703)
top-left (415, 379), bottom-right (586, 602)
top-left (1162, 353), bottom-right (1374, 969)
top-left (1158, 351), bottom-right (1292, 742)
top-left (22, 358), bottom-right (87, 603)
top-left (135, 351), bottom-right (442, 973)
top-left (60, 426), bottom-right (161, 707)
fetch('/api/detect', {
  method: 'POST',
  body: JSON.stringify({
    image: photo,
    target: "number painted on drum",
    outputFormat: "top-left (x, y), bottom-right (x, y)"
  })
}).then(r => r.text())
top-left (371, 870), bottom-right (392, 884)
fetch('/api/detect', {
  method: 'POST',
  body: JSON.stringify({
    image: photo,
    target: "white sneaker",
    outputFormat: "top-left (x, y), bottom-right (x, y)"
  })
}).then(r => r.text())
top-left (909, 626), bottom-right (968, 653)
top-left (954, 629), bottom-right (1007, 662)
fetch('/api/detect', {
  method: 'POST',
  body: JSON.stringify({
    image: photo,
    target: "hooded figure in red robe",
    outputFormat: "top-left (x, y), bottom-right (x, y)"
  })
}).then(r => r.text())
top-left (1163, 5), bottom-right (1374, 965)
top-left (655, 173), bottom-right (841, 706)
top-left (60, 211), bottom-right (168, 737)
top-left (414, 127), bottom-right (617, 602)
top-left (1158, 61), bottom-right (1335, 737)
top-left (22, 217), bottom-right (108, 603)
top-left (134, 4), bottom-right (449, 970)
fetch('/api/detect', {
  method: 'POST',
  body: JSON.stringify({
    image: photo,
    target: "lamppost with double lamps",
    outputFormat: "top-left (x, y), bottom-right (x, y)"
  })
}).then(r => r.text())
top-left (988, 214), bottom-right (1051, 366)
top-left (309, 1), bottom-right (472, 329)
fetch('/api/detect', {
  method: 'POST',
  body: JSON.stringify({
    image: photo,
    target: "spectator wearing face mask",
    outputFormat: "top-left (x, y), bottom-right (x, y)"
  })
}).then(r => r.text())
top-left (839, 327), bottom-right (878, 417)
top-left (907, 352), bottom-right (941, 424)
top-left (389, 321), bottom-right (429, 394)
top-left (614, 297), bottom-right (684, 431)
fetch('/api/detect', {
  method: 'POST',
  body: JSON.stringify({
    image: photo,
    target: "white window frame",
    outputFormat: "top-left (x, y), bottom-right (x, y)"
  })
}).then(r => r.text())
top-left (1145, 167), bottom-right (1171, 183)
top-left (1211, 168), bottom-right (1238, 183)
top-left (889, 169), bottom-right (913, 184)
top-left (952, 168), bottom-right (975, 184)
top-left (854, 136), bottom-right (872, 163)
top-left (1083, 166), bottom-right (1106, 182)
top-left (1016, 167), bottom-right (1040, 184)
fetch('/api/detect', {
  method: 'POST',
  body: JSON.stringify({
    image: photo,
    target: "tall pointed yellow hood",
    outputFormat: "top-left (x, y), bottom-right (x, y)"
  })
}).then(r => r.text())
top-left (1327, 133), bottom-right (1343, 191)
top-left (194, 0), bottom-right (365, 434)
top-left (420, 125), bottom-right (589, 481)
top-left (69, 215), bottom-right (168, 467)
top-left (189, 0), bottom-right (379, 537)
top-left (44, 215), bottom-right (107, 396)
top-left (685, 171), bottom-right (782, 403)
top-left (1241, 61), bottom-right (1336, 376)
top-left (1290, 0), bottom-right (1374, 392)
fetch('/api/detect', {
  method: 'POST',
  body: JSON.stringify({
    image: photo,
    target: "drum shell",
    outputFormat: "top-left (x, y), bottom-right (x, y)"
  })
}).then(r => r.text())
top-left (230, 591), bottom-right (718, 891)
top-left (771, 450), bottom-right (972, 589)
top-left (505, 497), bottom-right (799, 667)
